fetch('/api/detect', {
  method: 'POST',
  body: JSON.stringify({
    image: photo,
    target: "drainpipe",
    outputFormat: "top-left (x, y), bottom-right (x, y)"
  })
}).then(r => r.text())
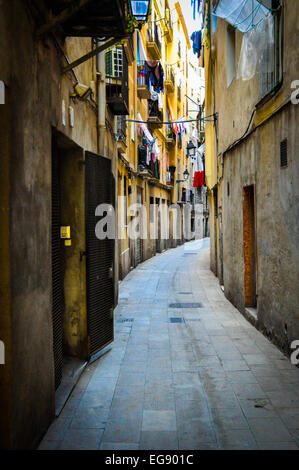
top-left (97, 40), bottom-right (106, 155)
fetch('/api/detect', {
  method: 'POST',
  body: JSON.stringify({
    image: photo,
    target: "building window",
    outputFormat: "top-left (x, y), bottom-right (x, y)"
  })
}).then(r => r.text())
top-left (259, 0), bottom-right (282, 99)
top-left (106, 47), bottom-right (123, 77)
top-left (226, 25), bottom-right (236, 88)
top-left (150, 197), bottom-right (154, 223)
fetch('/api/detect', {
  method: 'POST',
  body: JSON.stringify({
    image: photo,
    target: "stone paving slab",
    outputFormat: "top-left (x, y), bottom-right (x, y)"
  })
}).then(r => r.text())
top-left (39, 239), bottom-right (299, 450)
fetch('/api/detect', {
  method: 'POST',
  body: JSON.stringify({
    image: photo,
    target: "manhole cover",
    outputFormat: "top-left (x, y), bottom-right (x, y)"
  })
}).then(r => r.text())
top-left (169, 303), bottom-right (204, 308)
top-left (169, 317), bottom-right (184, 323)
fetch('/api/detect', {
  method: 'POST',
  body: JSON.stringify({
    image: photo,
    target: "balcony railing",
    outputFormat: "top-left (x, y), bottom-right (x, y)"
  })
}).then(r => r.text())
top-left (138, 146), bottom-right (160, 180)
top-left (137, 61), bottom-right (151, 99)
top-left (178, 40), bottom-right (181, 58)
top-left (148, 99), bottom-right (163, 127)
top-left (198, 104), bottom-right (205, 132)
top-left (177, 85), bottom-right (181, 102)
top-left (116, 116), bottom-right (127, 146)
top-left (148, 23), bottom-right (161, 51)
top-left (165, 8), bottom-right (173, 42)
top-left (137, 61), bottom-right (149, 86)
top-left (165, 65), bottom-right (175, 93)
top-left (177, 133), bottom-right (182, 149)
top-left (166, 125), bottom-right (176, 147)
top-left (147, 23), bottom-right (162, 60)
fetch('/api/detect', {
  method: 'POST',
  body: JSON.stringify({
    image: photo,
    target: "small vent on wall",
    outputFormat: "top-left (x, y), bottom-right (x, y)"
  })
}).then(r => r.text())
top-left (280, 139), bottom-right (288, 167)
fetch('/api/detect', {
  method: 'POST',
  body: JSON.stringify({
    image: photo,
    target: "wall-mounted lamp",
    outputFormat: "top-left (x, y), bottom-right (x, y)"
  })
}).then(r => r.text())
top-left (129, 1), bottom-right (151, 23)
top-left (176, 168), bottom-right (189, 183)
top-left (187, 141), bottom-right (196, 158)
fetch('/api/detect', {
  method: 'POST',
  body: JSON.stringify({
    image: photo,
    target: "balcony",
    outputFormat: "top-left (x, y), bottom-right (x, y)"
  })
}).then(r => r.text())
top-left (137, 62), bottom-right (151, 100)
top-left (165, 65), bottom-right (175, 94)
top-left (123, 35), bottom-right (135, 66)
top-left (164, 8), bottom-right (173, 43)
top-left (138, 147), bottom-right (160, 180)
top-left (178, 40), bottom-right (182, 58)
top-left (116, 116), bottom-right (127, 156)
top-left (177, 133), bottom-right (182, 149)
top-left (147, 23), bottom-right (162, 60)
top-left (198, 104), bottom-right (205, 133)
top-left (166, 125), bottom-right (176, 148)
top-left (177, 85), bottom-right (181, 102)
top-left (167, 165), bottom-right (176, 187)
top-left (106, 47), bottom-right (129, 116)
top-left (148, 99), bottom-right (163, 129)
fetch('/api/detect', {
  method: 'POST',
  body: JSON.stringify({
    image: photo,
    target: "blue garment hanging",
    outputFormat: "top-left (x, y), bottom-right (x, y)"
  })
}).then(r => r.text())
top-left (191, 0), bottom-right (202, 20)
top-left (191, 30), bottom-right (202, 58)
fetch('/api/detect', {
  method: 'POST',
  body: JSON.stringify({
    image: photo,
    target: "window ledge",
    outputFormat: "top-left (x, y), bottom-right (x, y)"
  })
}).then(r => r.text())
top-left (255, 79), bottom-right (283, 110)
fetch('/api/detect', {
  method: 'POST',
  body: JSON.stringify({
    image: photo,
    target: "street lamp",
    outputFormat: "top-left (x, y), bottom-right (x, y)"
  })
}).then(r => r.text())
top-left (129, 1), bottom-right (151, 22)
top-left (187, 141), bottom-right (196, 158)
top-left (183, 168), bottom-right (190, 181)
top-left (176, 168), bottom-right (189, 183)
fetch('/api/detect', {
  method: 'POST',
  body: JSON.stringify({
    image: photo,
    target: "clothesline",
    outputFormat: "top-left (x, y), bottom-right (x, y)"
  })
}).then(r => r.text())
top-left (123, 115), bottom-right (216, 125)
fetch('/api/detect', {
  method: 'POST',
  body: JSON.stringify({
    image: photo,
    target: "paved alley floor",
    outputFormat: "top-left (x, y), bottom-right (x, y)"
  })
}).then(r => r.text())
top-left (40, 239), bottom-right (299, 450)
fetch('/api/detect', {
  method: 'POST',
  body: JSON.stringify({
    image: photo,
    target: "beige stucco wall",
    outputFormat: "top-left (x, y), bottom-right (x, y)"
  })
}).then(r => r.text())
top-left (205, 0), bottom-right (299, 353)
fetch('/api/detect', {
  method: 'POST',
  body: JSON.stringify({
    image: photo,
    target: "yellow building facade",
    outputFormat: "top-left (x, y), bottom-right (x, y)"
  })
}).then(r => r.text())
top-left (117, 1), bottom-right (191, 279)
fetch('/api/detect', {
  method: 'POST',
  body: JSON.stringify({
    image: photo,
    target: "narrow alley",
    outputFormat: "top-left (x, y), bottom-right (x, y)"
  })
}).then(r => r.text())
top-left (40, 240), bottom-right (299, 451)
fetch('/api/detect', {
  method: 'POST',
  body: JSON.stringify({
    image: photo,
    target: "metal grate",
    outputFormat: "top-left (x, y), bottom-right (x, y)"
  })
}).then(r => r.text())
top-left (169, 303), bottom-right (204, 308)
top-left (136, 191), bottom-right (143, 265)
top-left (85, 152), bottom-right (115, 357)
top-left (280, 139), bottom-right (287, 167)
top-left (51, 139), bottom-right (64, 390)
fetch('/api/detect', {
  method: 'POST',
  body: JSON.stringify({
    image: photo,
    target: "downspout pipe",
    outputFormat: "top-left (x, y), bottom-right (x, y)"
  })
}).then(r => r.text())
top-left (97, 40), bottom-right (106, 155)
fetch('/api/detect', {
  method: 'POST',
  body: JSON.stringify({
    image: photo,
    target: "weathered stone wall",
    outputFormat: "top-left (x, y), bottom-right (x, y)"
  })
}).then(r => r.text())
top-left (223, 103), bottom-right (299, 354)
top-left (0, 0), bottom-right (99, 449)
top-left (208, 0), bottom-right (299, 354)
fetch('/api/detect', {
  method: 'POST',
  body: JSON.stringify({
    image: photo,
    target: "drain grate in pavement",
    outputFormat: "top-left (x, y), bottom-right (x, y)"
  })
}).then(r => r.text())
top-left (169, 317), bottom-right (184, 323)
top-left (178, 292), bottom-right (192, 294)
top-left (117, 318), bottom-right (134, 323)
top-left (169, 303), bottom-right (204, 308)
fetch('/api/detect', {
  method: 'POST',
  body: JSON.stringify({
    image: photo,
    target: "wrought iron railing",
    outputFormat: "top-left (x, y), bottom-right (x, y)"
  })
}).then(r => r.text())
top-left (147, 23), bottom-right (161, 52)
top-left (166, 125), bottom-right (176, 142)
top-left (177, 133), bottom-right (182, 149)
top-left (178, 40), bottom-right (181, 57)
top-left (148, 99), bottom-right (163, 122)
top-left (165, 65), bottom-right (175, 87)
top-left (138, 146), bottom-right (160, 180)
top-left (165, 8), bottom-right (173, 31)
top-left (177, 85), bottom-right (181, 102)
top-left (137, 61), bottom-right (149, 86)
top-left (117, 116), bottom-right (127, 145)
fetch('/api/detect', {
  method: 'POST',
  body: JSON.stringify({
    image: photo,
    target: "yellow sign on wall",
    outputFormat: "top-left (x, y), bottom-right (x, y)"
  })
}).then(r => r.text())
top-left (60, 226), bottom-right (71, 239)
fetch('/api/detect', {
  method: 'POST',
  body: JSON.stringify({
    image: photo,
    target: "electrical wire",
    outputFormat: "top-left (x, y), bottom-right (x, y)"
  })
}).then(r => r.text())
top-left (123, 114), bottom-right (217, 125)
top-left (224, 108), bottom-right (256, 154)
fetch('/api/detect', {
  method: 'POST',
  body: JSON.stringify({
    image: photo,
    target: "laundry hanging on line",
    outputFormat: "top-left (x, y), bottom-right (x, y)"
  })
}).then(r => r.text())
top-left (190, 30), bottom-right (202, 58)
top-left (173, 117), bottom-right (185, 135)
top-left (193, 144), bottom-right (205, 188)
top-left (146, 61), bottom-right (164, 93)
